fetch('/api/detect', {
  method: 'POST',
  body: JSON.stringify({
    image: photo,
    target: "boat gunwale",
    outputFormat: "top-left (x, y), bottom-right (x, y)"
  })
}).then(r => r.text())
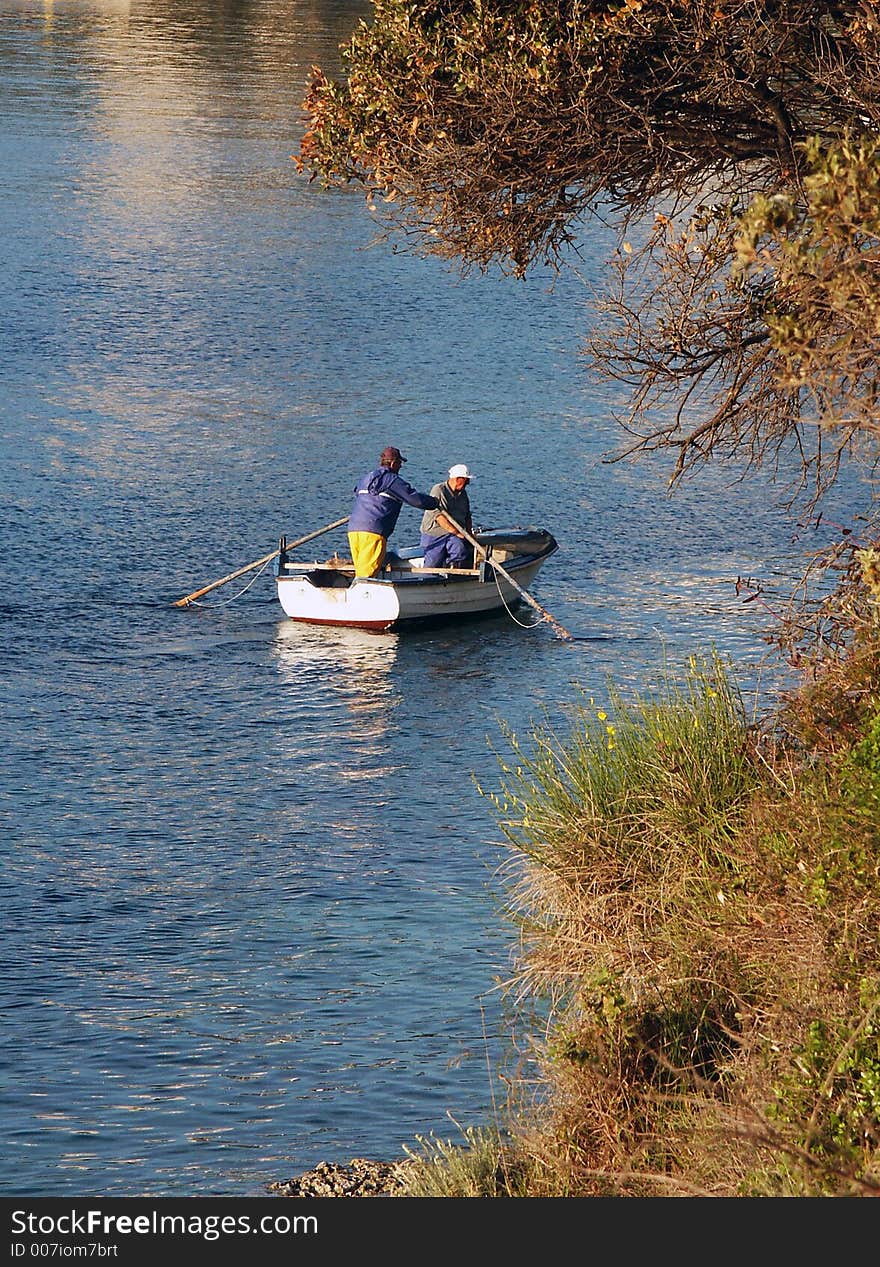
top-left (277, 532), bottom-right (559, 590)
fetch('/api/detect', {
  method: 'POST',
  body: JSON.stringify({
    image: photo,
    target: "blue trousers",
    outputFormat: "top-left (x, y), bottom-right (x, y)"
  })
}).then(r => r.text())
top-left (420, 532), bottom-right (471, 568)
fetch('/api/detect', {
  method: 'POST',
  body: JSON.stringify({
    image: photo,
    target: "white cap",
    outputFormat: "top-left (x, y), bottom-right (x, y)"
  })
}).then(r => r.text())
top-left (448, 464), bottom-right (474, 480)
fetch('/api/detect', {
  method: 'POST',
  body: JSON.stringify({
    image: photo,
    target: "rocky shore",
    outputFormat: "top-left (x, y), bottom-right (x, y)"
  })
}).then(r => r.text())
top-left (268, 1158), bottom-right (416, 1198)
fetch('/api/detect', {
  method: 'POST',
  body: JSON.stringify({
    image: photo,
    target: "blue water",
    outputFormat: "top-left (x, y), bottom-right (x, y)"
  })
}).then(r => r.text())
top-left (0, 0), bottom-right (849, 1198)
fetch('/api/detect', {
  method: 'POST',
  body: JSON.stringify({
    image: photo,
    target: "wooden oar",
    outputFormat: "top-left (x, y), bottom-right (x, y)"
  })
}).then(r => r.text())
top-left (173, 515), bottom-right (349, 608)
top-left (444, 514), bottom-right (573, 641)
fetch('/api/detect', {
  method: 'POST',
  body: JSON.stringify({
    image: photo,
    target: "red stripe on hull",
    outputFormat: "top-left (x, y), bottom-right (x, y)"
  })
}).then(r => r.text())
top-left (285, 615), bottom-right (395, 631)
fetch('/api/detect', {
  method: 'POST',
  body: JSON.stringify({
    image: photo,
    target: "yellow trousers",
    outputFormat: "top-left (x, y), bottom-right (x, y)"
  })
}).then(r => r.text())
top-left (348, 531), bottom-right (386, 578)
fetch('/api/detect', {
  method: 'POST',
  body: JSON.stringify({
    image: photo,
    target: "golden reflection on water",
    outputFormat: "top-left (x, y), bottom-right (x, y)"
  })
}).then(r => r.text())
top-left (7, 0), bottom-right (372, 491)
top-left (273, 619), bottom-right (401, 731)
top-left (271, 621), bottom-right (405, 830)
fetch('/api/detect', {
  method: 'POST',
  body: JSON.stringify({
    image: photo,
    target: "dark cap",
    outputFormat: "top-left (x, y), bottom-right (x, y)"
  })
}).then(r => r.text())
top-left (379, 446), bottom-right (406, 466)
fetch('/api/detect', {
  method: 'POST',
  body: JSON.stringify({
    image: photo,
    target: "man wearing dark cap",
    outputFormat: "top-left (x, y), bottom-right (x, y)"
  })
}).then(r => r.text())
top-left (347, 446), bottom-right (439, 577)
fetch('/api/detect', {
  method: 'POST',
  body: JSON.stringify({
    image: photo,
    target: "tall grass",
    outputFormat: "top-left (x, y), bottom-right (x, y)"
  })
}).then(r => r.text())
top-left (482, 653), bottom-right (758, 1003)
top-left (399, 1126), bottom-right (533, 1197)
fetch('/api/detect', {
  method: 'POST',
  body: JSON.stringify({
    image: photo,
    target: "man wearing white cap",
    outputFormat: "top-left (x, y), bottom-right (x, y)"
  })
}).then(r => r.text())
top-left (419, 464), bottom-right (476, 569)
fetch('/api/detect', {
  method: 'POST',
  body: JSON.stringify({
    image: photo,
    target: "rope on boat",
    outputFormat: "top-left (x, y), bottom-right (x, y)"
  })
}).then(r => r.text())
top-left (188, 557), bottom-right (275, 607)
top-left (491, 563), bottom-right (543, 629)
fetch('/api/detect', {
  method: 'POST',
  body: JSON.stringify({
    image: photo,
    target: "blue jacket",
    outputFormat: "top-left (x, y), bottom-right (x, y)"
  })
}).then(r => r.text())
top-left (348, 466), bottom-right (438, 538)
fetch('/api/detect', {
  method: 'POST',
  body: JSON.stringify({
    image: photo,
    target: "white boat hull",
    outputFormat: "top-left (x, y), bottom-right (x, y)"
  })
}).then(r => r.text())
top-left (275, 528), bottom-right (558, 632)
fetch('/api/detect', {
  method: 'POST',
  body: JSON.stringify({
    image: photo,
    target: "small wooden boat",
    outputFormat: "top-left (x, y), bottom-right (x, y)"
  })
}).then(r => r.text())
top-left (275, 527), bottom-right (559, 632)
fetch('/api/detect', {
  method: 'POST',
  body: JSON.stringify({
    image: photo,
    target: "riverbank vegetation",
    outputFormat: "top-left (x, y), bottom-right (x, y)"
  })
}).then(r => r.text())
top-left (294, 1), bottom-right (880, 1195)
top-left (401, 595), bottom-right (880, 1195)
top-left (387, 541), bottom-right (880, 1196)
